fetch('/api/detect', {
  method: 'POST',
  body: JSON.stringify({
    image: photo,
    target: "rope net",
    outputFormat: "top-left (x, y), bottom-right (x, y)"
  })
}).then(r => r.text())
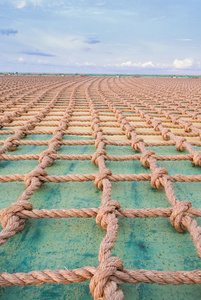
top-left (0, 75), bottom-right (201, 299)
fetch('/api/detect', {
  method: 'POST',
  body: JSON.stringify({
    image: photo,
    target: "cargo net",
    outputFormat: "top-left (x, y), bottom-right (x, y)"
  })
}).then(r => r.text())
top-left (0, 75), bottom-right (201, 299)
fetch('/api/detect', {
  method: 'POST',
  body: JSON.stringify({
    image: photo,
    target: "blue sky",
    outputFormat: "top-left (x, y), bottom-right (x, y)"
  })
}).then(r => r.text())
top-left (0, 0), bottom-right (201, 74)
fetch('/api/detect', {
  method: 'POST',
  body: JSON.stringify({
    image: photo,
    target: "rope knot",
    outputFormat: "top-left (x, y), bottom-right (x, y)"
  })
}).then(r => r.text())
top-left (24, 169), bottom-right (48, 187)
top-left (1, 201), bottom-right (33, 229)
top-left (140, 150), bottom-right (155, 168)
top-left (53, 129), bottom-right (65, 140)
top-left (94, 169), bottom-right (112, 190)
top-left (48, 137), bottom-right (62, 149)
top-left (162, 128), bottom-right (171, 141)
top-left (170, 201), bottom-right (192, 232)
top-left (192, 152), bottom-right (201, 166)
top-left (4, 115), bottom-right (13, 123)
top-left (92, 121), bottom-right (100, 132)
top-left (15, 129), bottom-right (27, 139)
top-left (39, 149), bottom-right (57, 165)
top-left (145, 115), bottom-right (152, 124)
top-left (91, 149), bottom-right (107, 166)
top-left (184, 122), bottom-right (192, 132)
top-left (90, 256), bottom-right (124, 300)
top-left (120, 119), bottom-right (127, 130)
top-left (172, 116), bottom-right (180, 124)
top-left (131, 137), bottom-right (143, 152)
top-left (26, 123), bottom-right (35, 130)
top-left (125, 125), bottom-right (133, 139)
top-left (95, 136), bottom-right (106, 148)
top-left (176, 138), bottom-right (186, 151)
top-left (96, 200), bottom-right (120, 230)
top-left (153, 120), bottom-right (161, 131)
top-left (5, 136), bottom-right (19, 151)
top-left (164, 112), bottom-right (171, 119)
top-left (151, 168), bottom-right (168, 190)
top-left (192, 112), bottom-right (199, 120)
top-left (93, 129), bottom-right (103, 139)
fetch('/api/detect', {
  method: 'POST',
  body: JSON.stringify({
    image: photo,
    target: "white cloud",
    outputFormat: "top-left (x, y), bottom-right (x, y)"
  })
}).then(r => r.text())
top-left (13, 0), bottom-right (45, 8)
top-left (141, 61), bottom-right (154, 68)
top-left (120, 61), bottom-right (132, 67)
top-left (92, 11), bottom-right (104, 15)
top-left (14, 0), bottom-right (27, 8)
top-left (173, 58), bottom-right (194, 69)
top-left (151, 15), bottom-right (166, 21)
top-left (178, 39), bottom-right (193, 42)
top-left (75, 62), bottom-right (96, 66)
top-left (118, 61), bottom-right (155, 68)
top-left (18, 57), bottom-right (24, 62)
top-left (83, 62), bottom-right (96, 66)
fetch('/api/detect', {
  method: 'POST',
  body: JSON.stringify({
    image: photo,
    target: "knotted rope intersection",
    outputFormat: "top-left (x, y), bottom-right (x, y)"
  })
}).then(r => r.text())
top-left (0, 75), bottom-right (201, 298)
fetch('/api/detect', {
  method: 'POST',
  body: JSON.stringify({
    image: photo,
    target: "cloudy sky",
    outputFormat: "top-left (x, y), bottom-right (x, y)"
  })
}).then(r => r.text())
top-left (0, 0), bottom-right (201, 74)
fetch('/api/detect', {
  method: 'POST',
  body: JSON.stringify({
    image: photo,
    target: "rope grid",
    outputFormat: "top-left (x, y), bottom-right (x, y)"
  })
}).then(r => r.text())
top-left (0, 75), bottom-right (201, 299)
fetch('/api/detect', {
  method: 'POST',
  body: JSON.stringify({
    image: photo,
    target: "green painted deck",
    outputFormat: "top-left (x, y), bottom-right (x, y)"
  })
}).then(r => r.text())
top-left (1, 134), bottom-right (201, 299)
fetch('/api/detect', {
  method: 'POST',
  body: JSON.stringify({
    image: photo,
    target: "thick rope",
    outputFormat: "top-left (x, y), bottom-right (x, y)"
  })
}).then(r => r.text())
top-left (0, 75), bottom-right (201, 299)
